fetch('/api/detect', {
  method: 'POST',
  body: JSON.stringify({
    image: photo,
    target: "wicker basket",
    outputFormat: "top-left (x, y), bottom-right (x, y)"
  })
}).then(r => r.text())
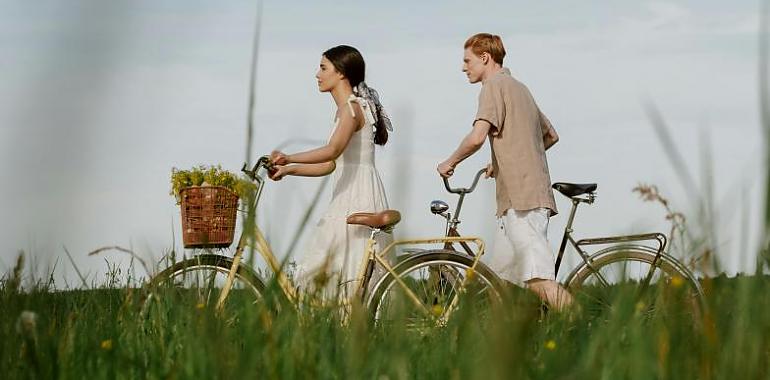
top-left (180, 186), bottom-right (239, 248)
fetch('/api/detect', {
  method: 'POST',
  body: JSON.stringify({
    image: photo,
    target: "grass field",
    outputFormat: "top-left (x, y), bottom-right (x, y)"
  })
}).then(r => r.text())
top-left (2, 263), bottom-right (769, 379)
top-left (3, 14), bottom-right (770, 378)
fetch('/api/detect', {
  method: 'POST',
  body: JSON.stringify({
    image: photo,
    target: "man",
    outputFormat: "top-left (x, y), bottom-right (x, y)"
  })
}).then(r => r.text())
top-left (437, 33), bottom-right (572, 310)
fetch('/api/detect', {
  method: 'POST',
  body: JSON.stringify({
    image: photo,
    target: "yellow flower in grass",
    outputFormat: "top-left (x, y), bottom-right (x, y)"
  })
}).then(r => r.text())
top-left (196, 302), bottom-right (206, 310)
top-left (545, 340), bottom-right (557, 351)
top-left (466, 268), bottom-right (475, 281)
top-left (100, 339), bottom-right (113, 350)
top-left (431, 304), bottom-right (444, 317)
top-left (670, 276), bottom-right (684, 288)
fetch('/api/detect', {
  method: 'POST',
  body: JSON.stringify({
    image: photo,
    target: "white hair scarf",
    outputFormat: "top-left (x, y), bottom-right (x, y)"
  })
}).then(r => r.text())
top-left (349, 82), bottom-right (393, 133)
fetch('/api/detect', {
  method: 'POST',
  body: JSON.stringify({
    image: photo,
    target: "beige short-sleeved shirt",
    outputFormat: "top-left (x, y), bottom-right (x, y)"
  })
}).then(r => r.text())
top-left (475, 68), bottom-right (558, 217)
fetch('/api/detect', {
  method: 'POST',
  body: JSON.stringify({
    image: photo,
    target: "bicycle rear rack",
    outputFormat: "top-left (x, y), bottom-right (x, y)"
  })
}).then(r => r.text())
top-left (576, 232), bottom-right (667, 256)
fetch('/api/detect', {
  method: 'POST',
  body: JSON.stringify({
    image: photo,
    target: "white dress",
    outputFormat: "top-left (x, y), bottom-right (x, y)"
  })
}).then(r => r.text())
top-left (296, 95), bottom-right (393, 298)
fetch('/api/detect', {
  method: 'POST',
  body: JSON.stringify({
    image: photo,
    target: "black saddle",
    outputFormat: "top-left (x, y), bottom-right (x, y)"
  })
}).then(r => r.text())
top-left (552, 182), bottom-right (597, 198)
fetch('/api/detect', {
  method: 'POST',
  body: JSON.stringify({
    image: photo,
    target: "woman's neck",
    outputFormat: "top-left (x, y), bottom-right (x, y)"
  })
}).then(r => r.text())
top-left (330, 82), bottom-right (354, 108)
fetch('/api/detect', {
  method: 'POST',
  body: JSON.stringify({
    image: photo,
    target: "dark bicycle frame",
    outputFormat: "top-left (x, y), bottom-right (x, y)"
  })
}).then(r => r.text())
top-left (437, 169), bottom-right (698, 293)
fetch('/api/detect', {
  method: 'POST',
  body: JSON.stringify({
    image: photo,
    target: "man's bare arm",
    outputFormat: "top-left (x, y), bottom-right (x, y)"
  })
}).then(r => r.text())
top-left (538, 109), bottom-right (559, 151)
top-left (437, 120), bottom-right (492, 177)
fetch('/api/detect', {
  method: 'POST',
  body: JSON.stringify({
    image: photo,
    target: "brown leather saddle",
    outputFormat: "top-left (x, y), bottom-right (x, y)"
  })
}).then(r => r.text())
top-left (346, 210), bottom-right (401, 231)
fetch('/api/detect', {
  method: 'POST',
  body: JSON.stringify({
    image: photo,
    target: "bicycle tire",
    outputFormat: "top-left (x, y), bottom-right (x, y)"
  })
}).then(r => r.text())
top-left (142, 254), bottom-right (266, 324)
top-left (367, 249), bottom-right (504, 329)
top-left (565, 247), bottom-right (705, 322)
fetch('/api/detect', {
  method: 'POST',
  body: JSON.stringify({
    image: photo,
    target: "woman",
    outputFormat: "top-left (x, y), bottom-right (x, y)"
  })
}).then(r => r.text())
top-left (269, 45), bottom-right (393, 300)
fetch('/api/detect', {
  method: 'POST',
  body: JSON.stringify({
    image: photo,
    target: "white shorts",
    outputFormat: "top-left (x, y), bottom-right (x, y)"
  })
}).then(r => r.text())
top-left (486, 207), bottom-right (555, 286)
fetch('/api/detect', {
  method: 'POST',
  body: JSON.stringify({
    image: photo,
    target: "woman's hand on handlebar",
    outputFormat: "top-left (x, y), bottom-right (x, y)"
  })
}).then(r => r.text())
top-left (270, 150), bottom-right (290, 166)
top-left (268, 165), bottom-right (291, 181)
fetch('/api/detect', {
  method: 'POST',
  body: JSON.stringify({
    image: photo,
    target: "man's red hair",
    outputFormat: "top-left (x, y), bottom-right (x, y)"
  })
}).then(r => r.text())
top-left (464, 33), bottom-right (506, 65)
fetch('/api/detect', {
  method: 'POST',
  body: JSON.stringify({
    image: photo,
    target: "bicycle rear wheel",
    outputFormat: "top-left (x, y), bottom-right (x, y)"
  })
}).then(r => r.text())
top-left (565, 247), bottom-right (704, 323)
top-left (142, 254), bottom-right (265, 326)
top-left (367, 250), bottom-right (504, 330)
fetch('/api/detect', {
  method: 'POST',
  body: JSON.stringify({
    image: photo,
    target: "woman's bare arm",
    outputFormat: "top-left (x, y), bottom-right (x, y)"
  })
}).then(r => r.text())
top-left (282, 102), bottom-right (362, 164)
top-left (268, 161), bottom-right (336, 181)
top-left (286, 162), bottom-right (336, 177)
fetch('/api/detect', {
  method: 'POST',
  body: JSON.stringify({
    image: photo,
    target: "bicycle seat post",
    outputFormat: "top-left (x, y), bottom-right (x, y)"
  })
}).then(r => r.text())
top-left (555, 197), bottom-right (584, 276)
top-left (356, 227), bottom-right (381, 302)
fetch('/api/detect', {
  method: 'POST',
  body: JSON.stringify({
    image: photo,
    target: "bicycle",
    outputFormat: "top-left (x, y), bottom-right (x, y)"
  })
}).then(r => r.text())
top-left (144, 157), bottom-right (703, 326)
top-left (549, 182), bottom-right (705, 320)
top-left (143, 156), bottom-right (504, 328)
top-left (365, 168), bottom-right (504, 327)
top-left (402, 171), bottom-right (705, 322)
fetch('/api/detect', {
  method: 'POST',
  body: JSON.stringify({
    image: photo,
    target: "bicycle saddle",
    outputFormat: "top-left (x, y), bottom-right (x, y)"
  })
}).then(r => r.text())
top-left (346, 210), bottom-right (401, 230)
top-left (552, 182), bottom-right (597, 198)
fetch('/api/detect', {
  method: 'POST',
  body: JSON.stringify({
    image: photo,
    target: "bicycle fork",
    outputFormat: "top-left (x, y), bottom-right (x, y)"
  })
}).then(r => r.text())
top-left (215, 224), bottom-right (297, 312)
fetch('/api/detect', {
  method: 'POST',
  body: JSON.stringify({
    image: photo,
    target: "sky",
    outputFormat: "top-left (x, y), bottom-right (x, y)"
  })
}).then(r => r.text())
top-left (0, 0), bottom-right (765, 287)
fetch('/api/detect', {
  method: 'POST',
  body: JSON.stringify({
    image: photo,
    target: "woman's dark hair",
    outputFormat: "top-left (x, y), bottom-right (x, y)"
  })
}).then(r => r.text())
top-left (323, 45), bottom-right (365, 87)
top-left (323, 45), bottom-right (389, 145)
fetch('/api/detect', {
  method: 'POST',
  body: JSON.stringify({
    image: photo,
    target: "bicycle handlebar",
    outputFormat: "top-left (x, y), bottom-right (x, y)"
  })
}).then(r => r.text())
top-left (246, 156), bottom-right (486, 195)
top-left (442, 168), bottom-right (487, 194)
top-left (242, 155), bottom-right (274, 180)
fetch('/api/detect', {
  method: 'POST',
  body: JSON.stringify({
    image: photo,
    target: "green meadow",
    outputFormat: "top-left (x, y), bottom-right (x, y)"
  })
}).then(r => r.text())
top-left (2, 263), bottom-right (770, 379)
top-left (4, 7), bottom-right (770, 379)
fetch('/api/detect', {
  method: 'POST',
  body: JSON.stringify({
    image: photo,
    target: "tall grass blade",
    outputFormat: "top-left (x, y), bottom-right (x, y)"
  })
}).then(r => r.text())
top-left (63, 245), bottom-right (88, 289)
top-left (643, 102), bottom-right (698, 197)
top-left (760, 0), bottom-right (770, 268)
top-left (244, 0), bottom-right (263, 166)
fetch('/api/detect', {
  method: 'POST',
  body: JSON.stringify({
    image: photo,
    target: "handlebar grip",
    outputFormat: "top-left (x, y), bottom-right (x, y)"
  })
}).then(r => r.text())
top-left (242, 156), bottom-right (275, 180)
top-left (467, 168), bottom-right (487, 192)
top-left (442, 176), bottom-right (454, 193)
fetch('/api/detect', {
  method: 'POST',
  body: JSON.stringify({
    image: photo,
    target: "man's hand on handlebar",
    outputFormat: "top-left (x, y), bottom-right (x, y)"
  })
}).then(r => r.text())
top-left (484, 162), bottom-right (495, 179)
top-left (442, 167), bottom-right (488, 194)
top-left (437, 160), bottom-right (455, 178)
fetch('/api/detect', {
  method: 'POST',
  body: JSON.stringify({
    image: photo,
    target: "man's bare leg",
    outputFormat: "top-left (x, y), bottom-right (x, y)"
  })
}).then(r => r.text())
top-left (526, 278), bottom-right (573, 312)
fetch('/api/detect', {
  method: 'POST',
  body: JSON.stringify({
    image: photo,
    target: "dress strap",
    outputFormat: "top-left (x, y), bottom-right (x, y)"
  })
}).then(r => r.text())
top-left (345, 94), bottom-right (377, 127)
top-left (345, 94), bottom-right (358, 117)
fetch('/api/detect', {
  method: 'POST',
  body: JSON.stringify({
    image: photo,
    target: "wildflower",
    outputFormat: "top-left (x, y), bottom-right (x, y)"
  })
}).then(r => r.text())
top-left (15, 311), bottom-right (38, 337)
top-left (16, 311), bottom-right (39, 368)
top-left (670, 276), bottom-right (684, 288)
top-left (431, 304), bottom-right (444, 317)
top-left (545, 340), bottom-right (557, 351)
top-left (635, 301), bottom-right (647, 313)
top-left (100, 339), bottom-right (113, 350)
top-left (466, 268), bottom-right (475, 281)
top-left (196, 302), bottom-right (206, 310)
top-left (633, 184), bottom-right (666, 206)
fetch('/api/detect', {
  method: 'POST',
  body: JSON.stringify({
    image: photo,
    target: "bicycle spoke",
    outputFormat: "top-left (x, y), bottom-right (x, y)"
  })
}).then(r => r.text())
top-left (371, 255), bottom-right (502, 329)
top-left (145, 256), bottom-right (265, 326)
top-left (568, 250), bottom-right (703, 324)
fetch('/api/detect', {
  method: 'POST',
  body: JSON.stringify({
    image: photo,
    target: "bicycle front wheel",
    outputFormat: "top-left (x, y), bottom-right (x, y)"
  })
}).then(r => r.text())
top-left (367, 250), bottom-right (504, 329)
top-left (142, 254), bottom-right (266, 325)
top-left (565, 247), bottom-right (704, 323)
